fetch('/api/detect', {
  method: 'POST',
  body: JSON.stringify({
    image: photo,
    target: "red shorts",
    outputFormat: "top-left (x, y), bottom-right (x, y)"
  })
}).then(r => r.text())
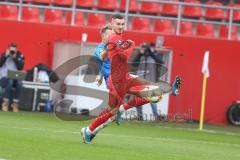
top-left (107, 75), bottom-right (149, 108)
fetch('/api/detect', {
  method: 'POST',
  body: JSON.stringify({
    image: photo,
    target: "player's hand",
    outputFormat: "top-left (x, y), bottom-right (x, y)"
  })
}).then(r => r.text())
top-left (96, 75), bottom-right (103, 86)
top-left (125, 40), bottom-right (135, 49)
top-left (126, 40), bottom-right (135, 46)
top-left (12, 53), bottom-right (17, 58)
top-left (139, 48), bottom-right (145, 54)
top-left (5, 49), bottom-right (10, 57)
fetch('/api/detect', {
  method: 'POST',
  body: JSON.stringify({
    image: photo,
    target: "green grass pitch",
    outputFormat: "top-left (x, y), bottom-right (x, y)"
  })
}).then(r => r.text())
top-left (0, 112), bottom-right (240, 160)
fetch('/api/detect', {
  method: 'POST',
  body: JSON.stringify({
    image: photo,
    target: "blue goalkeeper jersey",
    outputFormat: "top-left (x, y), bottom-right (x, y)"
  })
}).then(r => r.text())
top-left (93, 43), bottom-right (111, 86)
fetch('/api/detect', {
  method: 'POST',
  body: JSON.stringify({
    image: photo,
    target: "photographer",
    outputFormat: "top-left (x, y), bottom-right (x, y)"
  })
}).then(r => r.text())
top-left (132, 42), bottom-right (163, 120)
top-left (0, 43), bottom-right (25, 112)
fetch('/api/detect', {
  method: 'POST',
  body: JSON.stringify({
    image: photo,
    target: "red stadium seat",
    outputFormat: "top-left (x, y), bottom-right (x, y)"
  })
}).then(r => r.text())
top-left (196, 23), bottom-right (215, 38)
top-left (66, 11), bottom-right (84, 26)
top-left (22, 7), bottom-right (40, 22)
top-left (0, 5), bottom-right (18, 20)
top-left (226, 4), bottom-right (240, 22)
top-left (179, 21), bottom-right (193, 35)
top-left (44, 9), bottom-right (65, 24)
top-left (140, 2), bottom-right (161, 14)
top-left (131, 17), bottom-right (151, 32)
top-left (161, 0), bottom-right (179, 16)
top-left (98, 0), bottom-right (117, 10)
top-left (119, 0), bottom-right (139, 12)
top-left (218, 25), bottom-right (238, 40)
top-left (153, 19), bottom-right (173, 34)
top-left (33, 0), bottom-right (52, 4)
top-left (87, 13), bottom-right (106, 28)
top-left (182, 0), bottom-right (202, 18)
top-left (54, 0), bottom-right (72, 6)
top-left (77, 0), bottom-right (95, 8)
top-left (205, 1), bottom-right (226, 20)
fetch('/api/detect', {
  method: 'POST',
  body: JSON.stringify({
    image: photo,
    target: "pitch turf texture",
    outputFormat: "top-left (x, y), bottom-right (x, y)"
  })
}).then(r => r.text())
top-left (0, 112), bottom-right (239, 160)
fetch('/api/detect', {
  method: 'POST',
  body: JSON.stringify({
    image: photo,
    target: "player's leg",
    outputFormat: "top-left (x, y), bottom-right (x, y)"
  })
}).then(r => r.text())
top-left (81, 104), bottom-right (117, 144)
top-left (119, 96), bottom-right (150, 111)
top-left (122, 76), bottom-right (181, 110)
top-left (127, 75), bottom-right (181, 97)
top-left (116, 94), bottom-right (162, 121)
top-left (116, 77), bottom-right (160, 124)
top-left (118, 76), bottom-right (181, 119)
top-left (116, 74), bottom-right (174, 124)
top-left (127, 75), bottom-right (166, 102)
top-left (116, 95), bottom-right (150, 125)
top-left (81, 82), bottom-right (125, 144)
top-left (141, 76), bottom-right (181, 96)
top-left (84, 112), bottom-right (116, 143)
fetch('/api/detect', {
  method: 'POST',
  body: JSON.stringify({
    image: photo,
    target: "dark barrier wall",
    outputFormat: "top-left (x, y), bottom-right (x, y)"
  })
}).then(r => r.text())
top-left (1, 20), bottom-right (240, 124)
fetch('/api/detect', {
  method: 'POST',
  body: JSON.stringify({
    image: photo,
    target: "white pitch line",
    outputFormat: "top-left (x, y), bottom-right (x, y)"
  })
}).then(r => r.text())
top-left (154, 125), bottom-right (240, 137)
top-left (102, 133), bottom-right (240, 148)
top-left (0, 124), bottom-right (240, 148)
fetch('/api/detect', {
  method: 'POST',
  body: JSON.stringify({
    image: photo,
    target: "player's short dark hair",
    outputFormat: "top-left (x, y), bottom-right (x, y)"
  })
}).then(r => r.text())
top-left (8, 42), bottom-right (17, 48)
top-left (112, 13), bottom-right (124, 20)
top-left (100, 23), bottom-right (112, 35)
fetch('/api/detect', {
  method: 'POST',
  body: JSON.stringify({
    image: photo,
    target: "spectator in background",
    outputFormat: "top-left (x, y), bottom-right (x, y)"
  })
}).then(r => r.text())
top-left (0, 43), bottom-right (25, 112)
top-left (132, 42), bottom-right (163, 120)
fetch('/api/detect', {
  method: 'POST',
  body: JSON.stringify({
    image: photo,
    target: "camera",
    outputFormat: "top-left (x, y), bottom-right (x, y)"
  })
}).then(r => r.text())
top-left (10, 50), bottom-right (16, 55)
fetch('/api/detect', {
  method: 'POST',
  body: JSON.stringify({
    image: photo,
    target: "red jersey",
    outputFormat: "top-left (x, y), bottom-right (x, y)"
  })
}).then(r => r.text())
top-left (108, 32), bottom-right (135, 82)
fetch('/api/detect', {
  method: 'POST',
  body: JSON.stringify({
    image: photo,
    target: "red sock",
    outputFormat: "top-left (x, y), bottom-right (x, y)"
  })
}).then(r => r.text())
top-left (123, 97), bottom-right (149, 110)
top-left (98, 108), bottom-right (110, 117)
top-left (89, 109), bottom-right (114, 132)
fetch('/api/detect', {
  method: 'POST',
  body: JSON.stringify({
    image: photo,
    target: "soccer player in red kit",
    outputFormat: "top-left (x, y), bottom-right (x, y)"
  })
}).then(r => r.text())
top-left (81, 14), bottom-right (180, 144)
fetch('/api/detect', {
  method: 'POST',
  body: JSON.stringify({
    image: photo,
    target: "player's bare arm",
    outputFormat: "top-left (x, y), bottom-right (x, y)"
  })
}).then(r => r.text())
top-left (100, 50), bottom-right (108, 61)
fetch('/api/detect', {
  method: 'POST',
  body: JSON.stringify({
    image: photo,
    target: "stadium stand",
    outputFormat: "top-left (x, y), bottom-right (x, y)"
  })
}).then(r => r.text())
top-left (153, 19), bottom-right (174, 34)
top-left (87, 13), bottom-right (106, 28)
top-left (54, 0), bottom-right (73, 6)
top-left (140, 2), bottom-right (161, 14)
top-left (65, 11), bottom-right (84, 26)
top-left (119, 0), bottom-right (140, 12)
top-left (196, 23), bottom-right (215, 38)
top-left (98, 0), bottom-right (117, 11)
top-left (226, 4), bottom-right (240, 22)
top-left (205, 1), bottom-right (226, 20)
top-left (33, 0), bottom-right (53, 4)
top-left (179, 21), bottom-right (194, 35)
top-left (76, 0), bottom-right (95, 8)
top-left (22, 7), bottom-right (40, 22)
top-left (131, 17), bottom-right (151, 32)
top-left (182, 0), bottom-right (202, 18)
top-left (44, 9), bottom-right (65, 24)
top-left (161, 0), bottom-right (179, 16)
top-left (218, 25), bottom-right (238, 40)
top-left (1, 0), bottom-right (240, 125)
top-left (0, 0), bottom-right (239, 40)
top-left (0, 5), bottom-right (18, 20)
